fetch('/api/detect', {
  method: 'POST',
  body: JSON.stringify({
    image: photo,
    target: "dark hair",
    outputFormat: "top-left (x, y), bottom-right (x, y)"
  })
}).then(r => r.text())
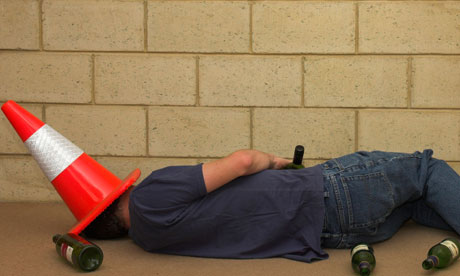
top-left (82, 198), bottom-right (128, 239)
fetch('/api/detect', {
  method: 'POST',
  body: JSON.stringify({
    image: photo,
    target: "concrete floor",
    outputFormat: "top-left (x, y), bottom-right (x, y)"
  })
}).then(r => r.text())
top-left (1, 202), bottom-right (459, 276)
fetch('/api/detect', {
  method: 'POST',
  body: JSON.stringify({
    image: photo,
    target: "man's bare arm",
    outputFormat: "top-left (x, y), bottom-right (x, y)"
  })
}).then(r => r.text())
top-left (202, 150), bottom-right (291, 193)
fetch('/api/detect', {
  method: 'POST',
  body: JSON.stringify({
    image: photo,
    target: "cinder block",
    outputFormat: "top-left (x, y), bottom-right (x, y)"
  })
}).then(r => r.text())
top-left (359, 110), bottom-right (460, 161)
top-left (46, 105), bottom-right (146, 156)
top-left (148, 1), bottom-right (250, 52)
top-left (0, 104), bottom-right (42, 154)
top-left (359, 2), bottom-right (460, 53)
top-left (253, 108), bottom-right (355, 159)
top-left (305, 56), bottom-right (408, 107)
top-left (149, 107), bottom-right (250, 157)
top-left (253, 2), bottom-right (355, 53)
top-left (412, 57), bottom-right (460, 108)
top-left (0, 52), bottom-right (92, 103)
top-left (0, 156), bottom-right (59, 201)
top-left (95, 157), bottom-right (200, 185)
top-left (0, 0), bottom-right (39, 49)
top-left (43, 0), bottom-right (144, 51)
top-left (200, 56), bottom-right (301, 106)
top-left (95, 54), bottom-right (196, 105)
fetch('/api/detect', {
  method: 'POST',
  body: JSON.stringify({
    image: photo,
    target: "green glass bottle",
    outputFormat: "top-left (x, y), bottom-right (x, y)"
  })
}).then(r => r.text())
top-left (284, 145), bottom-right (305, 169)
top-left (422, 238), bottom-right (460, 270)
top-left (53, 233), bottom-right (103, 272)
top-left (351, 244), bottom-right (376, 276)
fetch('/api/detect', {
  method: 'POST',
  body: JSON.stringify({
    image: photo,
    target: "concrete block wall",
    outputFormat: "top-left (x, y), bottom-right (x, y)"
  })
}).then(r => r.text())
top-left (0, 0), bottom-right (459, 201)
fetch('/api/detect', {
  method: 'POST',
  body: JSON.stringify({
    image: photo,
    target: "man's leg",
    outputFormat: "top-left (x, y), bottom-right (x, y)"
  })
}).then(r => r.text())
top-left (376, 150), bottom-right (460, 234)
top-left (322, 149), bottom-right (460, 248)
top-left (321, 151), bottom-right (417, 248)
top-left (347, 203), bottom-right (412, 246)
top-left (350, 199), bottom-right (456, 246)
top-left (420, 158), bottom-right (460, 233)
top-left (364, 150), bottom-right (460, 236)
top-left (411, 200), bottom-right (454, 232)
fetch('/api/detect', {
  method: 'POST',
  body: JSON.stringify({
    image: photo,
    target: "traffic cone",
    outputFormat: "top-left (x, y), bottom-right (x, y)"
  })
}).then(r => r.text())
top-left (1, 100), bottom-right (140, 234)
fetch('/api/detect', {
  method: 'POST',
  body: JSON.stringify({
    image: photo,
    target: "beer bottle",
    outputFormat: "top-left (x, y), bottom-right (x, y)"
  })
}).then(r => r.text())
top-left (53, 233), bottom-right (103, 272)
top-left (284, 145), bottom-right (305, 169)
top-left (351, 244), bottom-right (376, 276)
top-left (422, 238), bottom-right (460, 270)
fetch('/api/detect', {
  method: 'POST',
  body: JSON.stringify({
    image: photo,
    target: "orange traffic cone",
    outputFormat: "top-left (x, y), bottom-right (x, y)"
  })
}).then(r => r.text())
top-left (1, 100), bottom-right (140, 234)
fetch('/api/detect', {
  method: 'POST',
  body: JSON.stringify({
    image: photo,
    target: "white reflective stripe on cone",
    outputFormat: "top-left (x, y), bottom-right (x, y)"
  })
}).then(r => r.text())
top-left (24, 124), bottom-right (84, 181)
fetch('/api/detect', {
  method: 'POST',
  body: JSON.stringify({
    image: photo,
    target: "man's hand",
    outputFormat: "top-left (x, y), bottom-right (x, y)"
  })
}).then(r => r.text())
top-left (270, 156), bottom-right (291, 170)
top-left (203, 150), bottom-right (292, 193)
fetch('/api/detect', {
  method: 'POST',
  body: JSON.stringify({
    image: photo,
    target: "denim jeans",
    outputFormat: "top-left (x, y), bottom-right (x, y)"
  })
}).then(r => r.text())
top-left (320, 150), bottom-right (460, 249)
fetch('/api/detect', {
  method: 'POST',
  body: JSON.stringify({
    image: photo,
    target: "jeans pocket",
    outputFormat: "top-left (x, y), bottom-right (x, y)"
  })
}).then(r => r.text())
top-left (341, 171), bottom-right (395, 233)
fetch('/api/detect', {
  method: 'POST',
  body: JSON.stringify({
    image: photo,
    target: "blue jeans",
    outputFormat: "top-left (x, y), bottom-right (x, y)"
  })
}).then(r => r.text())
top-left (320, 150), bottom-right (460, 249)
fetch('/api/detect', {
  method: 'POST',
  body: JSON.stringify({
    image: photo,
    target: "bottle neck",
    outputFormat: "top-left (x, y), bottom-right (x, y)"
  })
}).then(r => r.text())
top-left (359, 261), bottom-right (371, 276)
top-left (423, 255), bottom-right (439, 270)
top-left (52, 234), bottom-right (61, 244)
top-left (293, 146), bottom-right (304, 165)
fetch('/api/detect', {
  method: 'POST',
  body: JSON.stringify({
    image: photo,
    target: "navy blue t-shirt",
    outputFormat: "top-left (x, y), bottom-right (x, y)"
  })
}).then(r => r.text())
top-left (128, 164), bottom-right (328, 262)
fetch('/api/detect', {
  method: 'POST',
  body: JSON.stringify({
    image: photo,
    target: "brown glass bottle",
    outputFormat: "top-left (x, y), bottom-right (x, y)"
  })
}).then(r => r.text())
top-left (53, 233), bottom-right (103, 272)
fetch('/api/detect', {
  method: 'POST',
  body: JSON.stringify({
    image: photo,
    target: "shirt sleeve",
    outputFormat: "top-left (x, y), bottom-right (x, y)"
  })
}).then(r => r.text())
top-left (129, 164), bottom-right (207, 227)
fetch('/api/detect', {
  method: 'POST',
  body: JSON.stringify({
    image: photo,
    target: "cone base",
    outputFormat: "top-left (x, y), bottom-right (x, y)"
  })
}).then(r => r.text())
top-left (68, 168), bottom-right (141, 234)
